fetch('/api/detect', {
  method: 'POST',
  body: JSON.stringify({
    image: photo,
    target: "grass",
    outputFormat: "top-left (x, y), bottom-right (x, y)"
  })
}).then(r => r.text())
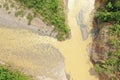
top-left (0, 5), bottom-right (2, 8)
top-left (5, 6), bottom-right (9, 10)
top-left (10, 3), bottom-right (15, 8)
top-left (0, 65), bottom-right (32, 80)
top-left (16, 0), bottom-right (69, 40)
top-left (15, 10), bottom-right (24, 17)
top-left (27, 13), bottom-right (33, 25)
top-left (3, 3), bottom-right (9, 10)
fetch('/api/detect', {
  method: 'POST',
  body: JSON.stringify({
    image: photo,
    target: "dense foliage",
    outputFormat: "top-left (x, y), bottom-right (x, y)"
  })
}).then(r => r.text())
top-left (96, 11), bottom-right (120, 22)
top-left (95, 0), bottom-right (120, 23)
top-left (94, 0), bottom-right (120, 80)
top-left (17, 0), bottom-right (69, 40)
top-left (0, 66), bottom-right (30, 80)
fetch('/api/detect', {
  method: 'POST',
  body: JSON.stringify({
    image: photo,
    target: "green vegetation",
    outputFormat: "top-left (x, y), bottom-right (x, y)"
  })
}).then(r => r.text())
top-left (95, 11), bottom-right (120, 22)
top-left (10, 3), bottom-right (15, 8)
top-left (16, 0), bottom-right (69, 40)
top-left (15, 10), bottom-right (24, 17)
top-left (0, 65), bottom-right (31, 80)
top-left (3, 3), bottom-right (8, 8)
top-left (93, 0), bottom-right (120, 80)
top-left (0, 5), bottom-right (2, 8)
top-left (3, 3), bottom-right (9, 10)
top-left (27, 13), bottom-right (33, 25)
top-left (5, 6), bottom-right (9, 10)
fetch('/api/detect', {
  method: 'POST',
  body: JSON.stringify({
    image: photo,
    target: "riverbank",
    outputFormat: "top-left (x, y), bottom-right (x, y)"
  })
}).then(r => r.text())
top-left (91, 0), bottom-right (120, 80)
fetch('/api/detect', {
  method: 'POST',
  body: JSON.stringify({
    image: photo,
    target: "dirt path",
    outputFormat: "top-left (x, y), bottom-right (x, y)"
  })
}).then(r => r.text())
top-left (0, 0), bottom-right (98, 80)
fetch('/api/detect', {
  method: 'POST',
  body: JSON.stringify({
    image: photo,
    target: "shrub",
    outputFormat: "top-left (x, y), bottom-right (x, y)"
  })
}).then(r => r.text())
top-left (95, 11), bottom-right (120, 22)
top-left (0, 66), bottom-right (31, 80)
top-left (27, 13), bottom-right (33, 25)
top-left (113, 0), bottom-right (120, 10)
top-left (15, 10), bottom-right (24, 17)
top-left (0, 5), bottom-right (2, 8)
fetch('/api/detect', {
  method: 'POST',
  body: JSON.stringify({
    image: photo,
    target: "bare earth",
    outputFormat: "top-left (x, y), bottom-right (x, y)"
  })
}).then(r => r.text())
top-left (0, 0), bottom-right (98, 80)
top-left (0, 0), bottom-right (57, 37)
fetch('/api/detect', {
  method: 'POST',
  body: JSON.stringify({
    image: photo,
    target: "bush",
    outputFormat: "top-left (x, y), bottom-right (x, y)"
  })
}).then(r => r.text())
top-left (27, 13), bottom-right (33, 25)
top-left (113, 0), bottom-right (120, 10)
top-left (95, 11), bottom-right (120, 22)
top-left (109, 24), bottom-right (120, 36)
top-left (0, 66), bottom-right (30, 80)
top-left (105, 2), bottom-right (113, 11)
top-left (15, 10), bottom-right (24, 17)
top-left (0, 5), bottom-right (2, 8)
top-left (104, 0), bottom-right (120, 11)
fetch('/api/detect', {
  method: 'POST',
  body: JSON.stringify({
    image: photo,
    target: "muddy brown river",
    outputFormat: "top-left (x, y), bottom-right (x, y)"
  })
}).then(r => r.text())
top-left (0, 0), bottom-right (98, 80)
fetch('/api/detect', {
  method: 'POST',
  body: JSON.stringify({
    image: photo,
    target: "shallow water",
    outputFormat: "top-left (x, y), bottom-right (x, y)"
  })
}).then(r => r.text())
top-left (0, 0), bottom-right (98, 80)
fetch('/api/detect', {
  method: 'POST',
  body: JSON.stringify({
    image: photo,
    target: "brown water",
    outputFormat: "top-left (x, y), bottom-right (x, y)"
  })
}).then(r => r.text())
top-left (0, 0), bottom-right (98, 80)
top-left (54, 0), bottom-right (98, 80)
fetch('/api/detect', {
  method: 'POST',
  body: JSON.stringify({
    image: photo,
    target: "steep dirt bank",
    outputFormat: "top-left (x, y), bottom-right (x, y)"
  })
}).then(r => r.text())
top-left (91, 0), bottom-right (120, 80)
